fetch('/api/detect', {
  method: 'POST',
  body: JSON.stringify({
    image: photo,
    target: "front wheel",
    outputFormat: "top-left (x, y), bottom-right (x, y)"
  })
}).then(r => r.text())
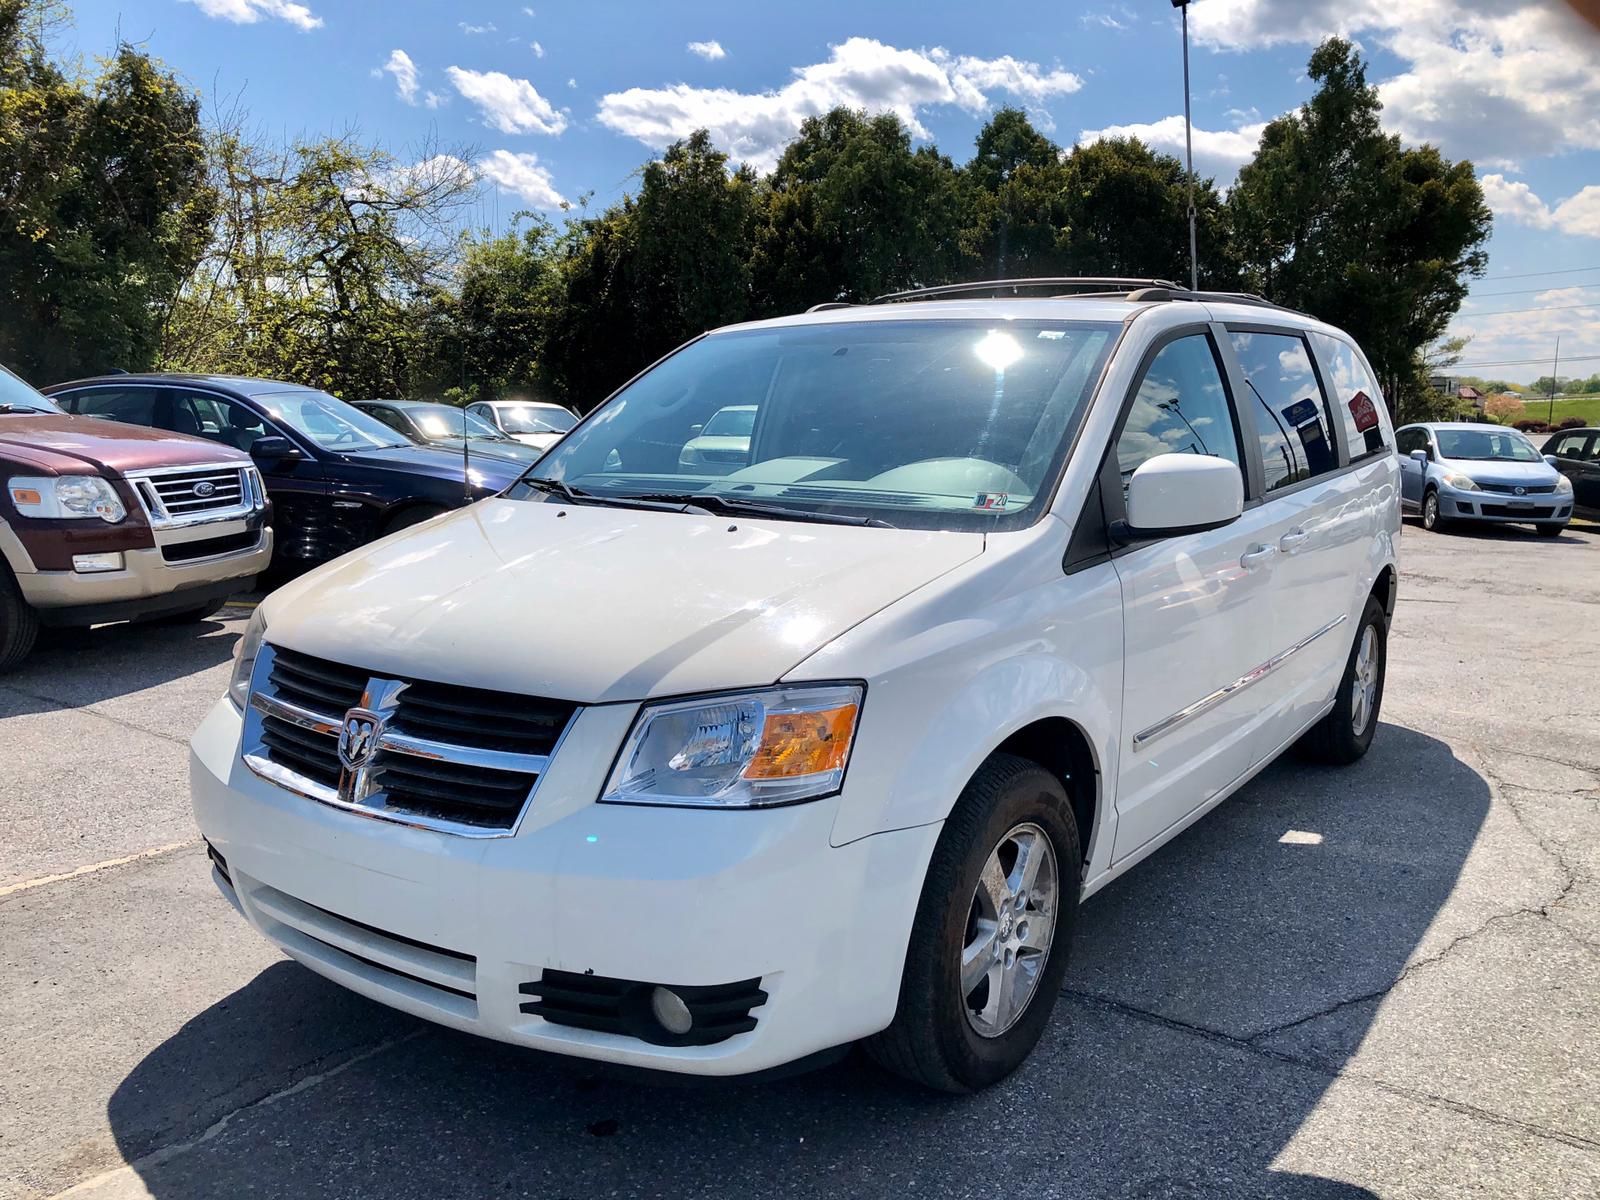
top-left (0, 567), bottom-right (40, 674)
top-left (1421, 490), bottom-right (1447, 532)
top-left (866, 753), bottom-right (1081, 1093)
top-left (1296, 595), bottom-right (1387, 765)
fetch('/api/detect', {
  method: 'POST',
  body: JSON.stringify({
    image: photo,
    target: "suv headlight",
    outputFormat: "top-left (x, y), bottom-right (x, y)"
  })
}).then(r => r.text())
top-left (601, 684), bottom-right (863, 808)
top-left (8, 475), bottom-right (126, 522)
top-left (1440, 471), bottom-right (1480, 492)
top-left (1555, 475), bottom-right (1573, 495)
top-left (228, 607), bottom-right (269, 710)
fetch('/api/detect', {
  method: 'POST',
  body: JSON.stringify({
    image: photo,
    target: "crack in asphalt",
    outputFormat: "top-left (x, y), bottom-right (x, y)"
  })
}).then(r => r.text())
top-left (1062, 989), bottom-right (1600, 1155)
top-left (0, 682), bottom-right (193, 749)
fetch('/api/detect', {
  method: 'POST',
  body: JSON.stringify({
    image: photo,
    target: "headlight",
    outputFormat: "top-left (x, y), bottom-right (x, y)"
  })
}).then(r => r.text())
top-left (1555, 475), bottom-right (1573, 495)
top-left (601, 684), bottom-right (863, 808)
top-left (8, 475), bottom-right (126, 522)
top-left (228, 607), bottom-right (269, 710)
top-left (1440, 471), bottom-right (1480, 492)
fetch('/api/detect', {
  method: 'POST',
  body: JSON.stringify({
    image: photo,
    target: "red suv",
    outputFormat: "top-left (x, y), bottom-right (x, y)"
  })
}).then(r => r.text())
top-left (0, 365), bottom-right (272, 671)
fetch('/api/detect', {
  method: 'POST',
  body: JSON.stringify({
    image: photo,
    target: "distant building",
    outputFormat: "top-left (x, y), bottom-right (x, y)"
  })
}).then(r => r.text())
top-left (1456, 385), bottom-right (1484, 412)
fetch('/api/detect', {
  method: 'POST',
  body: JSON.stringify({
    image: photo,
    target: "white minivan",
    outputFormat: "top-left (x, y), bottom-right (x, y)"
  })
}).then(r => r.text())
top-left (193, 280), bottom-right (1400, 1092)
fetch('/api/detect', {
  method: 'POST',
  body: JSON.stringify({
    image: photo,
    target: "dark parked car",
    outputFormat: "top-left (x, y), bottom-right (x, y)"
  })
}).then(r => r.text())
top-left (352, 400), bottom-right (542, 469)
top-left (1, 364), bottom-right (269, 672)
top-left (45, 375), bottom-right (525, 570)
top-left (1543, 427), bottom-right (1600, 520)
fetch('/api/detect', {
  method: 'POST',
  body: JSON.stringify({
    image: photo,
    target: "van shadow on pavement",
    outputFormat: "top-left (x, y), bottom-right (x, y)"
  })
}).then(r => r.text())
top-left (105, 723), bottom-right (1485, 1199)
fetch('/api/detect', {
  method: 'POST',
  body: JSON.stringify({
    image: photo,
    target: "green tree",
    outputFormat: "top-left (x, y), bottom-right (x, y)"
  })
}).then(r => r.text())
top-left (754, 108), bottom-right (965, 312)
top-left (0, 0), bottom-right (213, 383)
top-left (1228, 38), bottom-right (1491, 415)
top-left (961, 109), bottom-right (1069, 277)
top-left (162, 133), bottom-right (475, 398)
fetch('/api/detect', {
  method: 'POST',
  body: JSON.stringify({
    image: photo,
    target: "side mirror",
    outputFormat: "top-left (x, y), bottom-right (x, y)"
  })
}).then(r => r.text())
top-left (688, 424), bottom-right (704, 438)
top-left (1121, 454), bottom-right (1243, 538)
top-left (1409, 449), bottom-right (1429, 466)
top-left (250, 435), bottom-right (302, 464)
top-left (1544, 453), bottom-right (1560, 469)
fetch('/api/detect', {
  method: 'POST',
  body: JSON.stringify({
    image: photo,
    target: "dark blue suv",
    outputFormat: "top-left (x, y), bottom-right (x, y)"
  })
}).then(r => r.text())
top-left (45, 375), bottom-right (526, 570)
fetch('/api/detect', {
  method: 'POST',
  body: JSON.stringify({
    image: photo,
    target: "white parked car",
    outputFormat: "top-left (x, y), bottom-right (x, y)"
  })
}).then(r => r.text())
top-left (193, 280), bottom-right (1400, 1092)
top-left (464, 399), bottom-right (577, 450)
top-left (678, 403), bottom-right (756, 474)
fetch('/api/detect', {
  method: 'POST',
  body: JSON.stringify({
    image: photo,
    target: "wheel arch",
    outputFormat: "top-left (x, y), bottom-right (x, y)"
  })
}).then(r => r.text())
top-left (992, 717), bottom-right (1100, 867)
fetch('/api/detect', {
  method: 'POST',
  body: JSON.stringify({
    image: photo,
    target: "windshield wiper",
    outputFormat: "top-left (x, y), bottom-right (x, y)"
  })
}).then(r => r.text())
top-left (521, 477), bottom-right (690, 513)
top-left (0, 404), bottom-right (48, 415)
top-left (631, 491), bottom-right (895, 528)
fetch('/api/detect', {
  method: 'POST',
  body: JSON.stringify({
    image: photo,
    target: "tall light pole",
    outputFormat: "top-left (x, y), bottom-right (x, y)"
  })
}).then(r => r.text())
top-left (1173, 0), bottom-right (1198, 291)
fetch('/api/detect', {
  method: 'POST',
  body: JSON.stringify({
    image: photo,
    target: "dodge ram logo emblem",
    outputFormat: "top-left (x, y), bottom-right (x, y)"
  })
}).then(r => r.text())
top-left (193, 481), bottom-right (217, 498)
top-left (338, 709), bottom-right (383, 771)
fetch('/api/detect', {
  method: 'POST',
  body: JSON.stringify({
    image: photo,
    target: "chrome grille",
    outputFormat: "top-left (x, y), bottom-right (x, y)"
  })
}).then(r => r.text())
top-left (125, 461), bottom-right (263, 527)
top-left (243, 645), bottom-right (579, 837)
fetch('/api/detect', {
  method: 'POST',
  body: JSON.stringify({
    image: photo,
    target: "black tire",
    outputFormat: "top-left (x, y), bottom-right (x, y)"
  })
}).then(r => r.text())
top-left (866, 753), bottom-right (1081, 1093)
top-left (1296, 595), bottom-right (1387, 766)
top-left (1535, 524), bottom-right (1565, 539)
top-left (384, 504), bottom-right (450, 534)
top-left (0, 565), bottom-right (40, 674)
top-left (1421, 489), bottom-right (1447, 532)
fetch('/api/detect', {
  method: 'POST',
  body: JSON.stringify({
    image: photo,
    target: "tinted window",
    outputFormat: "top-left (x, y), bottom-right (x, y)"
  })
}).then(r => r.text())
top-left (62, 387), bottom-right (156, 425)
top-left (1435, 427), bottom-right (1541, 462)
top-left (1311, 333), bottom-right (1391, 459)
top-left (702, 405), bottom-right (757, 438)
top-left (1395, 427), bottom-right (1428, 456)
top-left (169, 392), bottom-right (271, 451)
top-left (1116, 334), bottom-right (1241, 486)
top-left (1230, 331), bottom-right (1337, 492)
top-left (364, 406), bottom-right (414, 436)
top-left (1550, 432), bottom-right (1594, 460)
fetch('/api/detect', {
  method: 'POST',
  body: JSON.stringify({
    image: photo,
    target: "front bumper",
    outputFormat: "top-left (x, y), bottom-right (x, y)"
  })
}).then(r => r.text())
top-left (19, 528), bottom-right (271, 622)
top-left (1437, 488), bottom-right (1570, 526)
top-left (190, 697), bottom-right (940, 1076)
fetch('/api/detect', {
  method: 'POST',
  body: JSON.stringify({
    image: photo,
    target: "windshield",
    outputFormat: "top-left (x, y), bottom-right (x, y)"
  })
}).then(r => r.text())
top-left (0, 365), bottom-right (60, 414)
top-left (516, 319), bottom-right (1119, 532)
top-left (1436, 428), bottom-right (1541, 462)
top-left (411, 404), bottom-right (506, 441)
top-left (498, 405), bottom-right (576, 434)
top-left (258, 389), bottom-right (410, 450)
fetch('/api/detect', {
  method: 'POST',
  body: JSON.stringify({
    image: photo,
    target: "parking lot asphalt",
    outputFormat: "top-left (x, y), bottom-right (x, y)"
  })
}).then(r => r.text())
top-left (2, 519), bottom-right (1597, 1200)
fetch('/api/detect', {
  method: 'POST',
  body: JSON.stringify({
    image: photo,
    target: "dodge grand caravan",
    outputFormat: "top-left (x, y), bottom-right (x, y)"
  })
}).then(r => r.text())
top-left (192, 280), bottom-right (1400, 1092)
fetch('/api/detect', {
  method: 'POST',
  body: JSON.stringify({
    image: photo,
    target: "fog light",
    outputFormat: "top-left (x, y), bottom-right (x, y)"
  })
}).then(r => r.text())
top-left (72, 552), bottom-right (124, 574)
top-left (650, 986), bottom-right (693, 1035)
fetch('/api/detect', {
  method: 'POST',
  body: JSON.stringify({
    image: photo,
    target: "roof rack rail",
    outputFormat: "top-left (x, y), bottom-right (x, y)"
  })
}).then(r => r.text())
top-left (870, 277), bottom-right (1183, 304)
top-left (1126, 286), bottom-right (1302, 315)
top-left (806, 301), bottom-right (853, 312)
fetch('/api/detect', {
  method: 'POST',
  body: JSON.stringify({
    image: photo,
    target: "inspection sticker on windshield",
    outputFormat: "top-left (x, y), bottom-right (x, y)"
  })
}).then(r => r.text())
top-left (974, 492), bottom-right (1010, 511)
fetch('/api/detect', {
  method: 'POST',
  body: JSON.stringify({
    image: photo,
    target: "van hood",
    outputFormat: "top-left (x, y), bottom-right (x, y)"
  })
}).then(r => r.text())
top-left (263, 497), bottom-right (983, 703)
top-left (0, 412), bottom-right (248, 475)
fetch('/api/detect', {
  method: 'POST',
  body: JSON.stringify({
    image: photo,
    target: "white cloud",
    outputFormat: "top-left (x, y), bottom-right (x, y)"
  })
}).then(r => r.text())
top-left (476, 150), bottom-right (567, 210)
top-left (183, 0), bottom-right (321, 30)
top-left (688, 40), bottom-right (726, 61)
top-left (1450, 285), bottom-right (1600, 384)
top-left (1078, 115), bottom-right (1268, 183)
top-left (1480, 174), bottom-right (1600, 239)
top-left (1189, 1), bottom-right (1600, 170)
top-left (567, 78), bottom-right (577, 89)
top-left (531, 40), bottom-right (545, 58)
top-left (522, 5), bottom-right (535, 14)
top-left (459, 21), bottom-right (496, 35)
top-left (379, 49), bottom-right (419, 105)
top-left (447, 67), bottom-right (568, 135)
top-left (597, 37), bottom-right (1083, 172)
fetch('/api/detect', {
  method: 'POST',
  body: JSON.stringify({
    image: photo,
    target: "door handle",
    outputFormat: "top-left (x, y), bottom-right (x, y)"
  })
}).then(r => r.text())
top-left (1240, 544), bottom-right (1276, 570)
top-left (1279, 528), bottom-right (1310, 552)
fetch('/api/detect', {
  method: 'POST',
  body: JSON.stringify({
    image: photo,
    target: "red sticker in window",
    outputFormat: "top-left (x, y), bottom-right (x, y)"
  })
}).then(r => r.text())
top-left (1348, 390), bottom-right (1379, 432)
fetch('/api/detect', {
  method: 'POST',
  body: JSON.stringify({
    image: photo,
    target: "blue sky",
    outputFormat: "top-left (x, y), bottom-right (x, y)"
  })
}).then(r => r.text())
top-left (57, 0), bottom-right (1600, 384)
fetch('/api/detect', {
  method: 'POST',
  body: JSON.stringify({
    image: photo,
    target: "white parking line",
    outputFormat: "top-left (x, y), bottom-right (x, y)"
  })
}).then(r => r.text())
top-left (0, 840), bottom-right (198, 898)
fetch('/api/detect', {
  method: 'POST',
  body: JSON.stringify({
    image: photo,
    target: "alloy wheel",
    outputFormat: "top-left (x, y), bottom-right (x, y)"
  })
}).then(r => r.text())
top-left (961, 822), bottom-right (1059, 1038)
top-left (1350, 624), bottom-right (1380, 736)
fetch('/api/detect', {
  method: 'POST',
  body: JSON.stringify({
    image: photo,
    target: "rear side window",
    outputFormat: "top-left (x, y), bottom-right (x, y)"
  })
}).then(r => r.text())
top-left (1550, 432), bottom-right (1595, 460)
top-left (1312, 333), bottom-right (1391, 460)
top-left (1115, 334), bottom-right (1241, 488)
top-left (1229, 331), bottom-right (1337, 492)
top-left (60, 387), bottom-right (157, 425)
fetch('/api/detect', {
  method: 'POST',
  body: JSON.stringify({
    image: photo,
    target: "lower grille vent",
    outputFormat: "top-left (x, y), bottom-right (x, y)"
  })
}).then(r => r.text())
top-left (519, 970), bottom-right (767, 1046)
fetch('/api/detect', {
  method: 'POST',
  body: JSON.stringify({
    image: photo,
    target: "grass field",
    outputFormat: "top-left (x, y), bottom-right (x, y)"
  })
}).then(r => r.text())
top-left (1508, 395), bottom-right (1600, 427)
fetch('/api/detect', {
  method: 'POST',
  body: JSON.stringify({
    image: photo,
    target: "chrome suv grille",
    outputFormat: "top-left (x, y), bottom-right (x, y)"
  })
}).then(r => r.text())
top-left (126, 462), bottom-right (264, 527)
top-left (243, 645), bottom-right (579, 837)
